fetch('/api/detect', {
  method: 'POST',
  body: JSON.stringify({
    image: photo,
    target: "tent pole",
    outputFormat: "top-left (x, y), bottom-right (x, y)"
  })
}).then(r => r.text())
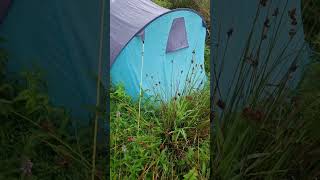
top-left (138, 40), bottom-right (144, 130)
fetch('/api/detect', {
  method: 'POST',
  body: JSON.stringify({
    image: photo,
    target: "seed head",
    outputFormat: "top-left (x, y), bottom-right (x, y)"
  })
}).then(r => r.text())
top-left (56, 155), bottom-right (71, 168)
top-left (227, 28), bottom-right (234, 37)
top-left (242, 107), bottom-right (253, 118)
top-left (264, 18), bottom-right (270, 28)
top-left (122, 145), bottom-right (127, 153)
top-left (40, 120), bottom-right (55, 133)
top-left (160, 144), bottom-right (165, 150)
top-left (289, 64), bottom-right (298, 73)
top-left (242, 107), bottom-right (264, 122)
top-left (288, 8), bottom-right (298, 26)
top-left (289, 28), bottom-right (296, 38)
top-left (288, 8), bottom-right (297, 19)
top-left (254, 110), bottom-right (263, 121)
top-left (217, 99), bottom-right (225, 109)
top-left (127, 136), bottom-right (135, 142)
top-left (260, 0), bottom-right (268, 7)
top-left (116, 111), bottom-right (121, 118)
top-left (272, 8), bottom-right (279, 17)
top-left (186, 96), bottom-right (193, 101)
top-left (21, 159), bottom-right (33, 176)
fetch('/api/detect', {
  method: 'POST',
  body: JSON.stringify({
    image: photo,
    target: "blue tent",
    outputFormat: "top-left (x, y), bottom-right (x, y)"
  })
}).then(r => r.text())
top-left (0, 0), bottom-right (107, 122)
top-left (110, 0), bottom-right (207, 101)
top-left (0, 0), bottom-right (207, 121)
top-left (212, 0), bottom-right (310, 104)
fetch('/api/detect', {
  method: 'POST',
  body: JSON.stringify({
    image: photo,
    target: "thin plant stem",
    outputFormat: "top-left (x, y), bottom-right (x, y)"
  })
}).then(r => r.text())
top-left (92, 0), bottom-right (106, 179)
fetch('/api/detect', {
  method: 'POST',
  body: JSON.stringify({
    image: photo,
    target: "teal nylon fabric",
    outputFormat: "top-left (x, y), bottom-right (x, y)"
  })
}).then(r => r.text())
top-left (111, 11), bottom-right (207, 101)
top-left (0, 0), bottom-right (108, 122)
top-left (212, 0), bottom-right (310, 103)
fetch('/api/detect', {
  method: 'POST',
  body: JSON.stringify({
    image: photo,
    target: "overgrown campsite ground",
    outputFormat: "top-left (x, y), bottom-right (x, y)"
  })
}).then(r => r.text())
top-left (110, 1), bottom-right (211, 179)
top-left (110, 0), bottom-right (320, 179)
top-left (0, 0), bottom-right (319, 179)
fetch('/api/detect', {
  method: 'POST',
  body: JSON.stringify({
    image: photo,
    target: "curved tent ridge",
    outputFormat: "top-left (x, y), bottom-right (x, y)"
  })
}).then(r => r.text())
top-left (110, 0), bottom-right (169, 65)
top-left (110, 0), bottom-right (207, 66)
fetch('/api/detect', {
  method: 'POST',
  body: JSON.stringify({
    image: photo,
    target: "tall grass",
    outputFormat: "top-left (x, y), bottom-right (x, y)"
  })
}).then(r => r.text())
top-left (110, 47), bottom-right (210, 178)
top-left (0, 0), bottom-right (319, 179)
top-left (109, 4), bottom-right (211, 174)
top-left (0, 38), bottom-right (106, 179)
top-left (302, 0), bottom-right (320, 52)
top-left (211, 0), bottom-right (320, 179)
top-left (110, 83), bottom-right (210, 179)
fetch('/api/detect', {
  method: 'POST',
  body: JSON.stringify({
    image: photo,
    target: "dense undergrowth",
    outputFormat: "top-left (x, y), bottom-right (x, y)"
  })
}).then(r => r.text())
top-left (110, 0), bottom-right (320, 179)
top-left (0, 0), bottom-right (319, 179)
top-left (110, 2), bottom-right (211, 179)
top-left (110, 84), bottom-right (210, 179)
top-left (0, 37), bottom-right (106, 179)
top-left (210, 0), bottom-right (320, 179)
top-left (211, 62), bottom-right (320, 179)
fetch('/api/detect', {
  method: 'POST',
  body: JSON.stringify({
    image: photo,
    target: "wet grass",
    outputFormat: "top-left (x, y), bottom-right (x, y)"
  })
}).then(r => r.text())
top-left (210, 0), bottom-right (320, 179)
top-left (110, 84), bottom-right (210, 179)
top-left (0, 38), bottom-right (106, 179)
top-left (0, 0), bottom-right (319, 179)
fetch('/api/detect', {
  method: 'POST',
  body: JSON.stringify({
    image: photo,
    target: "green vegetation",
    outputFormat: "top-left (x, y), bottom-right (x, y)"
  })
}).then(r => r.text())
top-left (302, 0), bottom-right (320, 52)
top-left (110, 0), bottom-right (320, 179)
top-left (0, 0), bottom-right (319, 179)
top-left (110, 84), bottom-right (210, 179)
top-left (109, 2), bottom-right (211, 179)
top-left (0, 38), bottom-right (106, 179)
top-left (210, 58), bottom-right (320, 179)
top-left (210, 0), bottom-right (320, 179)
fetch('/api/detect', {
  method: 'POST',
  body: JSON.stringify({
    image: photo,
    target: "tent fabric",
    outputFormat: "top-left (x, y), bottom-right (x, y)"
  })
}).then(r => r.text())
top-left (166, 17), bottom-right (189, 53)
top-left (0, 0), bottom-right (309, 121)
top-left (110, 0), bottom-right (208, 100)
top-left (111, 10), bottom-right (207, 100)
top-left (212, 0), bottom-right (310, 103)
top-left (110, 0), bottom-right (169, 65)
top-left (0, 0), bottom-right (206, 122)
top-left (0, 0), bottom-right (108, 122)
top-left (0, 0), bottom-right (11, 23)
